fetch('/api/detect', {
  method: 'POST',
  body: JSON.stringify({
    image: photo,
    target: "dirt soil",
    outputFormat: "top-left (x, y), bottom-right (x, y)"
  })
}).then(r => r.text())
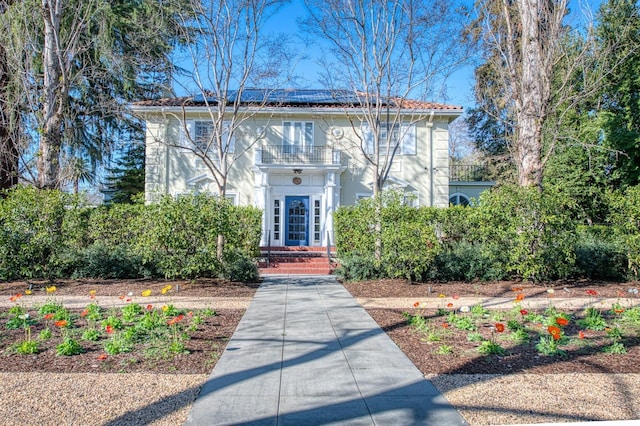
top-left (1, 278), bottom-right (639, 375)
top-left (343, 279), bottom-right (640, 375)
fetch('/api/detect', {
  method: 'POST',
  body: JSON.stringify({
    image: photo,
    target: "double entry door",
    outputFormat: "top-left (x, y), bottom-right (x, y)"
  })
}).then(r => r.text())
top-left (284, 196), bottom-right (309, 246)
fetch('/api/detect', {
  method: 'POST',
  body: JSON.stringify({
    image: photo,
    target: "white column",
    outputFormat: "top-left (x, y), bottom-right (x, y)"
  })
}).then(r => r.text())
top-left (254, 168), bottom-right (270, 246)
top-left (325, 171), bottom-right (336, 246)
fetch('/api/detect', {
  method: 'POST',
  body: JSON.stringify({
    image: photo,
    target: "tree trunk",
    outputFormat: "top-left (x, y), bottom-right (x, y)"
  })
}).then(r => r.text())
top-left (0, 0), bottom-right (18, 193)
top-left (37, 0), bottom-right (64, 189)
top-left (515, 0), bottom-right (546, 188)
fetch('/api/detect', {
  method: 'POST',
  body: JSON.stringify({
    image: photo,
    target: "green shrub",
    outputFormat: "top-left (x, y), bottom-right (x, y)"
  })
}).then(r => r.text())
top-left (609, 186), bottom-right (640, 279)
top-left (224, 250), bottom-right (259, 283)
top-left (574, 228), bottom-right (627, 280)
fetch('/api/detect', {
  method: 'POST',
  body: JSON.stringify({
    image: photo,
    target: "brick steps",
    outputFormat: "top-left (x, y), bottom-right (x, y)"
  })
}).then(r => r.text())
top-left (258, 246), bottom-right (338, 275)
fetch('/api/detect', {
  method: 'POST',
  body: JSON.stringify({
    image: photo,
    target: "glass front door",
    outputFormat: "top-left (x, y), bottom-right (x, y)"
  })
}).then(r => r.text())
top-left (285, 196), bottom-right (309, 246)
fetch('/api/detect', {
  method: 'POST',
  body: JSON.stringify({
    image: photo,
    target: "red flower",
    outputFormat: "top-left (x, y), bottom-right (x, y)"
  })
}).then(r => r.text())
top-left (97, 354), bottom-right (108, 360)
top-left (548, 325), bottom-right (561, 340)
top-left (447, 303), bottom-right (454, 308)
top-left (146, 304), bottom-right (153, 310)
top-left (495, 323), bottom-right (505, 333)
top-left (9, 293), bottom-right (22, 302)
top-left (556, 317), bottom-right (569, 327)
top-left (176, 314), bottom-right (185, 322)
top-left (54, 319), bottom-right (67, 328)
top-left (44, 313), bottom-right (54, 320)
top-left (586, 290), bottom-right (598, 296)
top-left (105, 325), bottom-right (114, 334)
top-left (126, 298), bottom-right (132, 303)
top-left (80, 309), bottom-right (89, 318)
top-left (520, 309), bottom-right (528, 316)
top-left (167, 318), bottom-right (177, 326)
top-left (578, 331), bottom-right (585, 339)
top-left (452, 294), bottom-right (460, 300)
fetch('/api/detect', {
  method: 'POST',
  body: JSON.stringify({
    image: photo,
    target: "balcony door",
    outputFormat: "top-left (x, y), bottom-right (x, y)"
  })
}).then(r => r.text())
top-left (285, 196), bottom-right (309, 246)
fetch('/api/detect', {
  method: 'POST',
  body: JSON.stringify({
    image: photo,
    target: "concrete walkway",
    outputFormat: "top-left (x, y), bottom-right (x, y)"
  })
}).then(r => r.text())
top-left (186, 276), bottom-right (468, 426)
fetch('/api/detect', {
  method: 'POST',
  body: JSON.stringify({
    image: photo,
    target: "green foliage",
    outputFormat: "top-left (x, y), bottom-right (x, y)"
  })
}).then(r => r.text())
top-left (535, 335), bottom-right (567, 357)
top-left (477, 340), bottom-right (506, 355)
top-left (578, 308), bottom-right (608, 331)
top-left (603, 342), bottom-right (627, 354)
top-left (0, 187), bottom-right (261, 280)
top-left (609, 186), bottom-right (640, 278)
top-left (471, 185), bottom-right (577, 281)
top-left (574, 225), bottom-right (628, 280)
top-left (14, 340), bottom-right (39, 355)
top-left (435, 345), bottom-right (454, 355)
top-left (335, 191), bottom-right (439, 281)
top-left (56, 338), bottom-right (84, 356)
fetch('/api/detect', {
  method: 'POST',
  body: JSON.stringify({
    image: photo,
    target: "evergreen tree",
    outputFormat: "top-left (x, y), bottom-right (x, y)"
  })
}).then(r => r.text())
top-left (102, 143), bottom-right (145, 204)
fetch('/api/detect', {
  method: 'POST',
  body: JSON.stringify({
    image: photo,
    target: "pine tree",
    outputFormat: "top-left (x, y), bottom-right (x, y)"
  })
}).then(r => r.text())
top-left (102, 143), bottom-right (145, 204)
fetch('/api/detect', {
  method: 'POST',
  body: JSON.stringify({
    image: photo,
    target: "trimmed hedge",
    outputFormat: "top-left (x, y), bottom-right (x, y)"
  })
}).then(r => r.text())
top-left (0, 186), bottom-right (261, 282)
top-left (335, 186), bottom-right (634, 282)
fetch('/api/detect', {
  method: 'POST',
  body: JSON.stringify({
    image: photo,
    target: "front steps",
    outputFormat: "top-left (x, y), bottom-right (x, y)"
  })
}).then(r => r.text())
top-left (257, 246), bottom-right (338, 275)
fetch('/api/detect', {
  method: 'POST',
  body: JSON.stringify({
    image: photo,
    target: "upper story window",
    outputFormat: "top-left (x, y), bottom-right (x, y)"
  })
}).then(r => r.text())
top-left (191, 121), bottom-right (235, 154)
top-left (283, 121), bottom-right (313, 151)
top-left (362, 122), bottom-right (416, 156)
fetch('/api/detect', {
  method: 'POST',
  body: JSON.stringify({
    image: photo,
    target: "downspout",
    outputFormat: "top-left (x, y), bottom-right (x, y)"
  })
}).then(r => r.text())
top-left (428, 110), bottom-right (435, 206)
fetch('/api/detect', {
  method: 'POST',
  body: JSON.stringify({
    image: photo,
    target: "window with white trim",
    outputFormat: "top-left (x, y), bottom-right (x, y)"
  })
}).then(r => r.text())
top-left (191, 121), bottom-right (235, 154)
top-left (283, 121), bottom-right (313, 152)
top-left (361, 122), bottom-right (416, 155)
top-left (313, 199), bottom-right (321, 242)
top-left (273, 200), bottom-right (281, 241)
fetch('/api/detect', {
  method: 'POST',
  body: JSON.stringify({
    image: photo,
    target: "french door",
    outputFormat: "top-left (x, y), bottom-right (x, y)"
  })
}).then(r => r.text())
top-left (285, 196), bottom-right (309, 246)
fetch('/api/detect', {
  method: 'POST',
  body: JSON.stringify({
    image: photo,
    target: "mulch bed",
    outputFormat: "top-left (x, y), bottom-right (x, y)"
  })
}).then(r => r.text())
top-left (2, 277), bottom-right (640, 375)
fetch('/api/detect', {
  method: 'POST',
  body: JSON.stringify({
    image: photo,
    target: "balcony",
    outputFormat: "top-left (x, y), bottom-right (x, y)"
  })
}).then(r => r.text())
top-left (256, 145), bottom-right (343, 165)
top-left (450, 164), bottom-right (492, 182)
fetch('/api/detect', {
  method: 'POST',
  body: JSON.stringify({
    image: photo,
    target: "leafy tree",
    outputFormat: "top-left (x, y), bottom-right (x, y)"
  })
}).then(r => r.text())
top-left (102, 143), bottom-right (145, 204)
top-left (596, 0), bottom-right (640, 188)
top-left (0, 0), bottom-right (192, 189)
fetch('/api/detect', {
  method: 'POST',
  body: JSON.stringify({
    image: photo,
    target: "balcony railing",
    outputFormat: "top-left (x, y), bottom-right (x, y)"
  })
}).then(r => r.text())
top-left (256, 145), bottom-right (342, 165)
top-left (450, 164), bottom-right (492, 182)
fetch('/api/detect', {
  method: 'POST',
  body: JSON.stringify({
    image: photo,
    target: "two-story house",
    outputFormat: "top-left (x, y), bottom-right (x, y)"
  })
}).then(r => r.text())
top-left (132, 89), bottom-right (466, 249)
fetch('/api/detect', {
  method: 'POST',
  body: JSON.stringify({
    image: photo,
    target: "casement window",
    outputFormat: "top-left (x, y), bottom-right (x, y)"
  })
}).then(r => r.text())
top-left (183, 120), bottom-right (235, 154)
top-left (361, 122), bottom-right (416, 155)
top-left (313, 199), bottom-right (321, 242)
top-left (273, 199), bottom-right (281, 241)
top-left (282, 121), bottom-right (313, 151)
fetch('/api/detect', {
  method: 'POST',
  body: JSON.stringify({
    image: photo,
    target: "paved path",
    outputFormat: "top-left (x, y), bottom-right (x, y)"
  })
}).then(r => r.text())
top-left (185, 276), bottom-right (468, 426)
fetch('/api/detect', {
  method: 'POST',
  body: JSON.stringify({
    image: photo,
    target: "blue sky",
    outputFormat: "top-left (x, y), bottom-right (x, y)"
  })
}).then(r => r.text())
top-left (264, 0), bottom-right (605, 108)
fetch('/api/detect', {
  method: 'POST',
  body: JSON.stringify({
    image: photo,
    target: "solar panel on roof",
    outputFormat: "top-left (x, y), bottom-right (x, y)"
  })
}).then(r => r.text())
top-left (192, 89), bottom-right (368, 106)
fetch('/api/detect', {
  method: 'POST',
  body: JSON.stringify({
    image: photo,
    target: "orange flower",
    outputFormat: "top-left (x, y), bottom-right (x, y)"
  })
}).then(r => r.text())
top-left (512, 287), bottom-right (523, 292)
top-left (495, 323), bottom-right (505, 333)
top-left (556, 317), bottom-right (569, 327)
top-left (176, 314), bottom-right (185, 322)
top-left (413, 302), bottom-right (420, 308)
top-left (586, 290), bottom-right (598, 296)
top-left (520, 309), bottom-right (528, 316)
top-left (614, 308), bottom-right (625, 314)
top-left (187, 311), bottom-right (193, 317)
top-left (548, 325), bottom-right (561, 340)
top-left (97, 354), bottom-right (108, 360)
top-left (9, 293), bottom-right (22, 302)
top-left (44, 313), bottom-right (54, 320)
top-left (167, 318), bottom-right (177, 326)
top-left (578, 331), bottom-right (585, 339)
top-left (442, 322), bottom-right (449, 328)
top-left (119, 294), bottom-right (125, 300)
top-left (447, 303), bottom-right (454, 308)
top-left (515, 294), bottom-right (525, 302)
top-left (80, 309), bottom-right (89, 318)
top-left (54, 319), bottom-right (67, 328)
top-left (105, 325), bottom-right (114, 334)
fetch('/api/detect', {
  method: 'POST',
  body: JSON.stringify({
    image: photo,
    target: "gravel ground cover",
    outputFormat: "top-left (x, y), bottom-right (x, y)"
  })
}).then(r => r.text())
top-left (1, 277), bottom-right (639, 425)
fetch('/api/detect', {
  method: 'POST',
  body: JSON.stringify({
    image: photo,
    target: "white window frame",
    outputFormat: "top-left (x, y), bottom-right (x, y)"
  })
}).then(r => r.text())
top-left (361, 122), bottom-right (416, 156)
top-left (187, 120), bottom-right (235, 154)
top-left (282, 121), bottom-right (314, 151)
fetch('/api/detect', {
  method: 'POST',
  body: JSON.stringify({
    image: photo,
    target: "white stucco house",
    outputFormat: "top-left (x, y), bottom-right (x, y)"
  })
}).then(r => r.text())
top-left (132, 89), bottom-right (490, 248)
